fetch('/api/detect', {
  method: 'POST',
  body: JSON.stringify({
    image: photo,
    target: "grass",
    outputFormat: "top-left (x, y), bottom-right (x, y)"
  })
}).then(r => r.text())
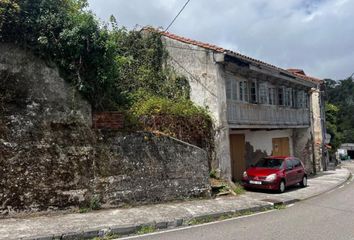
top-left (78, 196), bottom-right (101, 213)
top-left (209, 169), bottom-right (217, 178)
top-left (187, 216), bottom-right (213, 225)
top-left (92, 234), bottom-right (121, 240)
top-left (232, 183), bottom-right (245, 195)
top-left (137, 226), bottom-right (156, 235)
top-left (187, 209), bottom-right (264, 226)
top-left (78, 207), bottom-right (90, 213)
top-left (274, 204), bottom-right (286, 210)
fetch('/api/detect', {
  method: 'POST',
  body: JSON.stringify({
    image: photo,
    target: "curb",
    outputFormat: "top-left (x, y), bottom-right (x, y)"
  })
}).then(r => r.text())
top-left (20, 205), bottom-right (274, 240)
top-left (20, 169), bottom-right (352, 240)
top-left (264, 168), bottom-right (352, 207)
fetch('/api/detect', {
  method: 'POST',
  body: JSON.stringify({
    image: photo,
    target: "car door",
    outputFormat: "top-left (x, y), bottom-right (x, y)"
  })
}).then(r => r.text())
top-left (292, 158), bottom-right (304, 183)
top-left (284, 158), bottom-right (296, 186)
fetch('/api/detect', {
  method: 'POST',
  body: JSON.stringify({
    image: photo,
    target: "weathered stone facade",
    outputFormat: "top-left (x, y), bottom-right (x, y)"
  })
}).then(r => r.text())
top-left (162, 37), bottom-right (231, 178)
top-left (310, 88), bottom-right (325, 172)
top-left (0, 44), bottom-right (210, 215)
top-left (160, 30), bottom-right (324, 180)
top-left (94, 132), bottom-right (210, 207)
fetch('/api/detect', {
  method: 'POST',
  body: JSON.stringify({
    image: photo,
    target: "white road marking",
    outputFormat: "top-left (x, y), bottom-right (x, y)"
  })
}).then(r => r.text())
top-left (339, 185), bottom-right (344, 189)
top-left (118, 210), bottom-right (276, 240)
top-left (287, 204), bottom-right (295, 208)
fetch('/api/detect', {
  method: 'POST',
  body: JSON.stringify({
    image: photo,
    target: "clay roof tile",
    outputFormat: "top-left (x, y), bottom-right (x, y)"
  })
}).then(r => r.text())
top-left (143, 27), bottom-right (322, 84)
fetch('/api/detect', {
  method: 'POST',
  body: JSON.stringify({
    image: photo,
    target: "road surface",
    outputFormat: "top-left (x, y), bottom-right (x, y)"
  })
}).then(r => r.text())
top-left (123, 163), bottom-right (354, 240)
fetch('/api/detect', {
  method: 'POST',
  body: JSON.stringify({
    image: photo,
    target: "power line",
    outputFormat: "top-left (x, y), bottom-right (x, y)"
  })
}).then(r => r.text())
top-left (165, 0), bottom-right (191, 32)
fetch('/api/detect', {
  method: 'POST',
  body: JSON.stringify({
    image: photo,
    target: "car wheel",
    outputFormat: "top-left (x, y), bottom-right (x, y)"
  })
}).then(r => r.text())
top-left (300, 176), bottom-right (307, 187)
top-left (278, 180), bottom-right (286, 193)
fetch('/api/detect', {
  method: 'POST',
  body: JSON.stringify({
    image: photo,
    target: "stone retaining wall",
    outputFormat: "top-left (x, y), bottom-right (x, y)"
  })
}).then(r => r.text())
top-left (0, 43), bottom-right (210, 215)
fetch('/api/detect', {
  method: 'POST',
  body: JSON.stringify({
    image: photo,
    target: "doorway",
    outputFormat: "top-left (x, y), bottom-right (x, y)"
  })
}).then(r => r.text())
top-left (229, 134), bottom-right (246, 181)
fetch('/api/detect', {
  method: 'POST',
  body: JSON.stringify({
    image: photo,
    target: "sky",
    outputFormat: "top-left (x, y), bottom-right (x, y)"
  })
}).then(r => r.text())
top-left (87, 0), bottom-right (354, 80)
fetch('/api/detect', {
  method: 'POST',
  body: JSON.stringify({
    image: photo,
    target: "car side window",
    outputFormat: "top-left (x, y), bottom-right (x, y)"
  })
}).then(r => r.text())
top-left (292, 159), bottom-right (301, 168)
top-left (286, 160), bottom-right (293, 170)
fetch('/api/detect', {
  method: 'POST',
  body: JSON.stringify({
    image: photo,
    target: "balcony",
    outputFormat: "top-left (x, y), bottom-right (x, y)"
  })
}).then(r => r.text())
top-left (227, 101), bottom-right (310, 128)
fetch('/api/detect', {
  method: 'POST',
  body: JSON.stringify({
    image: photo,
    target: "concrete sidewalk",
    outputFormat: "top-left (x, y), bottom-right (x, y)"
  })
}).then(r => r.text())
top-left (0, 167), bottom-right (350, 240)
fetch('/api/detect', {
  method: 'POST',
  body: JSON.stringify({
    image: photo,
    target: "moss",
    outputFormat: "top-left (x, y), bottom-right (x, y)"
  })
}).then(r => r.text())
top-left (137, 226), bottom-right (156, 235)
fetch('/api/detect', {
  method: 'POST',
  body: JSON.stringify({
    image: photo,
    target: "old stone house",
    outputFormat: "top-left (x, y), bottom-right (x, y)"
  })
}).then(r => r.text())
top-left (155, 30), bottom-right (326, 181)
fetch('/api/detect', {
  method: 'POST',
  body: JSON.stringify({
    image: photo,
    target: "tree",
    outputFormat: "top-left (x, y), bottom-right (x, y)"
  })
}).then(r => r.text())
top-left (325, 76), bottom-right (354, 147)
top-left (0, 0), bottom-right (191, 110)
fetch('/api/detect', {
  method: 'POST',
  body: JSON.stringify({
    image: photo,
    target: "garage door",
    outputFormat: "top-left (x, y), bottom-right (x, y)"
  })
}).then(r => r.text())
top-left (272, 137), bottom-right (290, 156)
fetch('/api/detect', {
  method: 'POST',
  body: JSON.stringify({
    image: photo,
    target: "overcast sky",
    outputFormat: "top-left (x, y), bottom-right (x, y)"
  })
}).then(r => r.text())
top-left (87, 0), bottom-right (354, 80)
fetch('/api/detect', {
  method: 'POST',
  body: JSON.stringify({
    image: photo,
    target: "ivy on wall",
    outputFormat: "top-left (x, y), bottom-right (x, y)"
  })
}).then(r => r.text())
top-left (0, 0), bottom-right (214, 159)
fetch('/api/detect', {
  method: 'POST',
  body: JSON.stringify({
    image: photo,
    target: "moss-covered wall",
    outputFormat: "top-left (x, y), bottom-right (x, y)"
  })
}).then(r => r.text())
top-left (0, 44), bottom-right (210, 216)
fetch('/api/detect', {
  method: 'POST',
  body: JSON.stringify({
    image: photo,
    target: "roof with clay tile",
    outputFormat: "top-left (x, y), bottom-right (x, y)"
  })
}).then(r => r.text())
top-left (144, 27), bottom-right (322, 84)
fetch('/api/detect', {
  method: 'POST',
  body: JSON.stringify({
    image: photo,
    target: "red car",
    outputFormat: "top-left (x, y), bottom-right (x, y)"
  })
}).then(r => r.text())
top-left (241, 156), bottom-right (307, 193)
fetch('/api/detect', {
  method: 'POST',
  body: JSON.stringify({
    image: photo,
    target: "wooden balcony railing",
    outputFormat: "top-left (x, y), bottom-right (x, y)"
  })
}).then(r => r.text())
top-left (227, 101), bottom-right (310, 127)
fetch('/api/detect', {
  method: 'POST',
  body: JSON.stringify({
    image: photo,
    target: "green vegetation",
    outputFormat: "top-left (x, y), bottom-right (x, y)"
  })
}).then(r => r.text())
top-left (0, 0), bottom-right (213, 146)
top-left (325, 77), bottom-right (354, 150)
top-left (274, 204), bottom-right (286, 210)
top-left (92, 233), bottom-right (120, 240)
top-left (89, 195), bottom-right (101, 210)
top-left (78, 207), bottom-right (90, 213)
top-left (232, 183), bottom-right (246, 195)
top-left (187, 210), bottom-right (266, 226)
top-left (187, 216), bottom-right (213, 225)
top-left (0, 0), bottom-right (190, 109)
top-left (209, 169), bottom-right (217, 178)
top-left (78, 195), bottom-right (101, 213)
top-left (137, 225), bottom-right (156, 235)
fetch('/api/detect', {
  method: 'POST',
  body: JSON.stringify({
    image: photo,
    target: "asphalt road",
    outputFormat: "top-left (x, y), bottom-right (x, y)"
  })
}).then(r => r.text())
top-left (123, 163), bottom-right (354, 240)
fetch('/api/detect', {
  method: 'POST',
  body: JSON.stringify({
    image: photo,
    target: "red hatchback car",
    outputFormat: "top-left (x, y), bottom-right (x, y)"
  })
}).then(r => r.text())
top-left (241, 156), bottom-right (307, 193)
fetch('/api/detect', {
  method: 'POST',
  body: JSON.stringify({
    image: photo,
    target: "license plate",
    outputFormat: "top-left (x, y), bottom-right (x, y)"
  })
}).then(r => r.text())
top-left (249, 180), bottom-right (262, 185)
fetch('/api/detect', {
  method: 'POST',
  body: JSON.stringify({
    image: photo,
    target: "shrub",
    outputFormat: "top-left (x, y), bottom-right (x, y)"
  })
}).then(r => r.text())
top-left (130, 94), bottom-right (214, 163)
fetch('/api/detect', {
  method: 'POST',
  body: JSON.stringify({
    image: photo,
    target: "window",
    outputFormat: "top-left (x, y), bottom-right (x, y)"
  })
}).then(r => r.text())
top-left (268, 87), bottom-right (276, 105)
top-left (250, 81), bottom-right (257, 103)
top-left (292, 89), bottom-right (297, 108)
top-left (296, 90), bottom-right (308, 108)
top-left (284, 88), bottom-right (293, 107)
top-left (304, 93), bottom-right (309, 108)
top-left (226, 78), bottom-right (232, 99)
top-left (259, 82), bottom-right (268, 104)
top-left (226, 76), bottom-right (238, 101)
top-left (239, 80), bottom-right (248, 102)
top-left (286, 160), bottom-right (293, 170)
top-left (278, 87), bottom-right (285, 106)
top-left (231, 79), bottom-right (238, 100)
top-left (292, 159), bottom-right (302, 168)
top-left (297, 90), bottom-right (303, 108)
top-left (255, 158), bottom-right (284, 169)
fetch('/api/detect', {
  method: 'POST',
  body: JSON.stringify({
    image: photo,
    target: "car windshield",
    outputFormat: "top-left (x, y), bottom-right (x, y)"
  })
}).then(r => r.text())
top-left (254, 158), bottom-right (284, 169)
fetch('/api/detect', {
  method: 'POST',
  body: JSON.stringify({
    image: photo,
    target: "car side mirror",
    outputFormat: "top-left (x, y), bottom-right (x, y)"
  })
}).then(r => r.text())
top-left (286, 166), bottom-right (293, 171)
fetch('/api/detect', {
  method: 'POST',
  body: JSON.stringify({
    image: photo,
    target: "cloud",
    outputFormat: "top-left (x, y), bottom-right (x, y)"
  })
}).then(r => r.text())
top-left (87, 0), bottom-right (354, 80)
